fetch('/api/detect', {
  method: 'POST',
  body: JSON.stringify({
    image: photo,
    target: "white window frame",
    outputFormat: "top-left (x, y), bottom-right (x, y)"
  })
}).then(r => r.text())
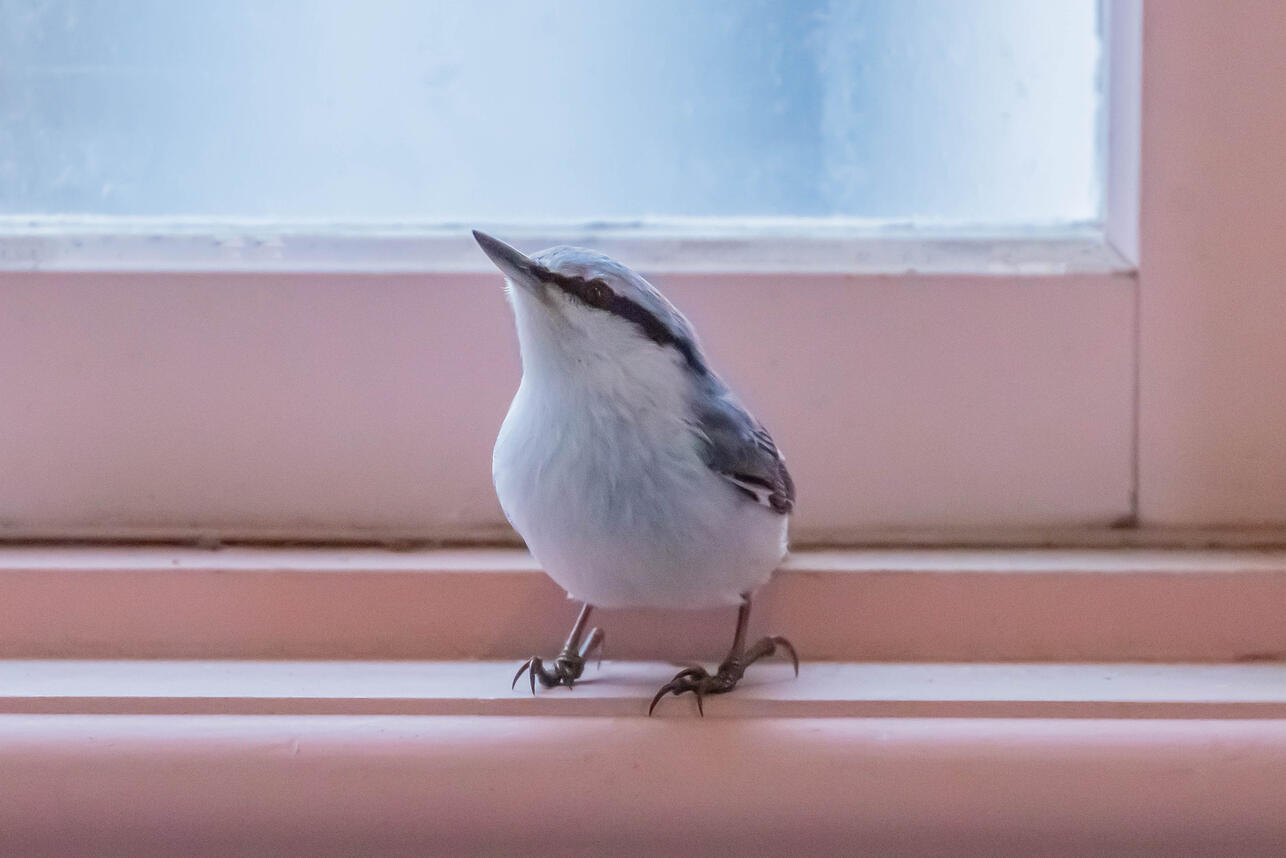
top-left (0, 0), bottom-right (1187, 548)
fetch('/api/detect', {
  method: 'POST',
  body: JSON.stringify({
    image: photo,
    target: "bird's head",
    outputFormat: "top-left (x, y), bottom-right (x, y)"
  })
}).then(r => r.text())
top-left (473, 230), bottom-right (708, 397)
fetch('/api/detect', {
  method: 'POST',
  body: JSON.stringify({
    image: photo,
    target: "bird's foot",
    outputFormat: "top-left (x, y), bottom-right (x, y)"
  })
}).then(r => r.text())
top-left (649, 635), bottom-right (798, 716)
top-left (512, 627), bottom-right (605, 694)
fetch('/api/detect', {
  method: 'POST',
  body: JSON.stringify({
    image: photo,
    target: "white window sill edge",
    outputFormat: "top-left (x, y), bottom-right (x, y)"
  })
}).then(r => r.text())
top-left (4, 660), bottom-right (1286, 719)
top-left (0, 218), bottom-right (1135, 275)
top-left (2, 662), bottom-right (1284, 854)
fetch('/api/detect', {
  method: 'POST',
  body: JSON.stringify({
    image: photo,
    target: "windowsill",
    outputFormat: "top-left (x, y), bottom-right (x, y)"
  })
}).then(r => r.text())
top-left (4, 660), bottom-right (1285, 719)
top-left (2, 660), bottom-right (1284, 854)
top-left (0, 218), bottom-right (1134, 275)
top-left (3, 545), bottom-right (1284, 851)
top-left (2, 547), bottom-right (1284, 661)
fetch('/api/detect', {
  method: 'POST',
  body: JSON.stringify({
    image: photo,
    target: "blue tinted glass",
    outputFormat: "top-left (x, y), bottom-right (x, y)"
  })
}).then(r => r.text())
top-left (0, 0), bottom-right (1101, 224)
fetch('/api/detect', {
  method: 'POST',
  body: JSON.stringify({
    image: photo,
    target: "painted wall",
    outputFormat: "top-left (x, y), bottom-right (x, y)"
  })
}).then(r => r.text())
top-left (1138, 0), bottom-right (1286, 526)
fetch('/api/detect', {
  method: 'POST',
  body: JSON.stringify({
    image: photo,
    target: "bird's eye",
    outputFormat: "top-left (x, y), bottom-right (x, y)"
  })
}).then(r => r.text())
top-left (585, 280), bottom-right (612, 307)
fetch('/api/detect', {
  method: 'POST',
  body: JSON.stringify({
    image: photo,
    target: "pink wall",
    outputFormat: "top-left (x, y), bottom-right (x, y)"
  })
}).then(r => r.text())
top-left (1139, 0), bottom-right (1286, 525)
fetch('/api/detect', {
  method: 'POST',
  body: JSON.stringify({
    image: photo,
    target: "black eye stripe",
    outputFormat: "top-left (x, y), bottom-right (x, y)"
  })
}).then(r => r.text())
top-left (533, 267), bottom-right (707, 375)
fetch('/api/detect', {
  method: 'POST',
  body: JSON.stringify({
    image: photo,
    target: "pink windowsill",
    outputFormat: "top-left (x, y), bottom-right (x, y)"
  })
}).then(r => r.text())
top-left (3, 548), bottom-right (1286, 852)
top-left (1, 701), bottom-right (1285, 855)
top-left (2, 546), bottom-right (1286, 661)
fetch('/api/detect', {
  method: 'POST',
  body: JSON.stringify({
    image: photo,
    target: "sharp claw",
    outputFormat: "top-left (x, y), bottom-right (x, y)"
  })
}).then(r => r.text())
top-left (514, 652), bottom-right (594, 694)
top-left (649, 666), bottom-right (717, 716)
top-left (648, 684), bottom-right (672, 716)
top-left (511, 658), bottom-right (533, 691)
top-left (774, 636), bottom-right (800, 676)
top-left (514, 619), bottom-right (609, 695)
top-left (649, 635), bottom-right (799, 715)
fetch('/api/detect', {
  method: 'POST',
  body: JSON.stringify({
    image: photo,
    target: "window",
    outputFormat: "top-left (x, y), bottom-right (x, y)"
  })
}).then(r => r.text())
top-left (8, 6), bottom-right (1286, 847)
top-left (4, 0), bottom-right (1101, 228)
top-left (0, 1), bottom-right (1138, 543)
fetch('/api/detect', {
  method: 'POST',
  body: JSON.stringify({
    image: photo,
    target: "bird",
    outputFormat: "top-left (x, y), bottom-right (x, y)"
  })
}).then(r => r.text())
top-left (473, 230), bottom-right (797, 715)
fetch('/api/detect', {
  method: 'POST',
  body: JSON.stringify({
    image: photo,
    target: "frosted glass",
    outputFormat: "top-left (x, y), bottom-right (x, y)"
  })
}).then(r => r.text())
top-left (0, 0), bottom-right (1101, 225)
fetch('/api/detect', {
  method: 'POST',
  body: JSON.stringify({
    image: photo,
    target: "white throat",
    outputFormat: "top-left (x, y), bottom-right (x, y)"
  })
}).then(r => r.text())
top-left (507, 283), bottom-right (695, 420)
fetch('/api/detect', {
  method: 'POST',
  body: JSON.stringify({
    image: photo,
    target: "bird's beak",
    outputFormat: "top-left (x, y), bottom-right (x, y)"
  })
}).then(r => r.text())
top-left (473, 230), bottom-right (545, 292)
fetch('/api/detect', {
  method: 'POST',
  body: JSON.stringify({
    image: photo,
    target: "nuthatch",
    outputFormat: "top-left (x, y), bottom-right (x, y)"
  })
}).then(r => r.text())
top-left (474, 230), bottom-right (796, 715)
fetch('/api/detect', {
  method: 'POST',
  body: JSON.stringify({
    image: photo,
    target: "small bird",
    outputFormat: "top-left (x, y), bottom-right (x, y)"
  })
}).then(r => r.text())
top-left (473, 230), bottom-right (797, 714)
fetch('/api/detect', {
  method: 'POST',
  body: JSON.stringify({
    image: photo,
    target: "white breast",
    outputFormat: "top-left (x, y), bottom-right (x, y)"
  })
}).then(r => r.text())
top-left (493, 378), bottom-right (787, 610)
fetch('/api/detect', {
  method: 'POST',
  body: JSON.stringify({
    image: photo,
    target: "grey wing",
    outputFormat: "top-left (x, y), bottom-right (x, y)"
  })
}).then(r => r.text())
top-left (692, 390), bottom-right (796, 515)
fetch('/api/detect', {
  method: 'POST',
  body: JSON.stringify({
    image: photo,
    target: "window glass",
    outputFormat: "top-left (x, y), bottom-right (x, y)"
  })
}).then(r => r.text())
top-left (1, 0), bottom-right (1101, 225)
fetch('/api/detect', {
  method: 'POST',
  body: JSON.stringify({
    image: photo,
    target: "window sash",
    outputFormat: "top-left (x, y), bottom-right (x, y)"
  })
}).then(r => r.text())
top-left (0, 0), bottom-right (1141, 544)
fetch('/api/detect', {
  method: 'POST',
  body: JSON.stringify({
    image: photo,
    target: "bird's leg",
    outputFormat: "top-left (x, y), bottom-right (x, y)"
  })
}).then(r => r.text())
top-left (649, 594), bottom-right (797, 716)
top-left (512, 602), bottom-right (605, 694)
